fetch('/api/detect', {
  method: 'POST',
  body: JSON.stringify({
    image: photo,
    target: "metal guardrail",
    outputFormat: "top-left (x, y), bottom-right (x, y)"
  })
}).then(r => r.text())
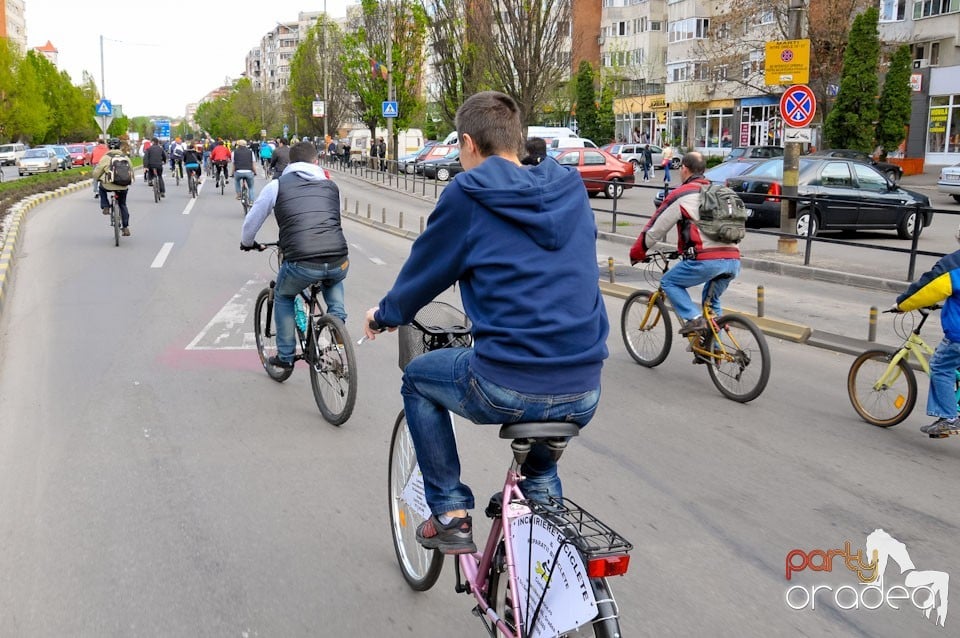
top-left (322, 155), bottom-right (954, 282)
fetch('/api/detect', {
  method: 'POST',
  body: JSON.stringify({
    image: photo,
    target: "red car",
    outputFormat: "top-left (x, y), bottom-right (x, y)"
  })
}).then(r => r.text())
top-left (547, 148), bottom-right (635, 198)
top-left (66, 143), bottom-right (91, 166)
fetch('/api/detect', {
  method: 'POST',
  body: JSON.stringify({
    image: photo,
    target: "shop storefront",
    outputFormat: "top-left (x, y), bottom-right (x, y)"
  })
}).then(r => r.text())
top-left (737, 96), bottom-right (783, 147)
top-left (925, 66), bottom-right (960, 166)
top-left (693, 101), bottom-right (735, 151)
top-left (614, 95), bottom-right (668, 144)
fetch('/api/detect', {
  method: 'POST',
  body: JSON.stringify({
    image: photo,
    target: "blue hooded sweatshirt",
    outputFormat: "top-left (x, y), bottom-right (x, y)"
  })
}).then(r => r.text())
top-left (375, 155), bottom-right (609, 394)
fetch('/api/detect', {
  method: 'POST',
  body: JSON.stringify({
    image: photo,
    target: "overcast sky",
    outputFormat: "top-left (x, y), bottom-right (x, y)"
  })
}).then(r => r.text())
top-left (25, 1), bottom-right (351, 118)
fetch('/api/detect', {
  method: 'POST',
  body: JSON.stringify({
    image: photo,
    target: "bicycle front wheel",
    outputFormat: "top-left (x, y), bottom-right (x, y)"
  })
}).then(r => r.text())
top-left (706, 314), bottom-right (771, 403)
top-left (620, 290), bottom-right (672, 367)
top-left (153, 179), bottom-right (161, 203)
top-left (253, 288), bottom-right (293, 382)
top-left (388, 411), bottom-right (443, 590)
top-left (307, 315), bottom-right (357, 426)
top-left (111, 202), bottom-right (120, 246)
top-left (847, 349), bottom-right (917, 427)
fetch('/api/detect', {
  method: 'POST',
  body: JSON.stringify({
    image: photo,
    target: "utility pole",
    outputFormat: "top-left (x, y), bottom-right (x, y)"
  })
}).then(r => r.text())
top-left (99, 35), bottom-right (107, 141)
top-left (778, 0), bottom-right (807, 254)
top-left (386, 0), bottom-right (394, 170)
top-left (323, 0), bottom-right (328, 145)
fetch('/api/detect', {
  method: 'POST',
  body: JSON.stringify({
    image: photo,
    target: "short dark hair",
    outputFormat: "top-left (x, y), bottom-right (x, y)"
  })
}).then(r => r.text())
top-left (681, 151), bottom-right (706, 175)
top-left (455, 91), bottom-right (523, 157)
top-left (290, 141), bottom-right (318, 163)
top-left (524, 137), bottom-right (547, 158)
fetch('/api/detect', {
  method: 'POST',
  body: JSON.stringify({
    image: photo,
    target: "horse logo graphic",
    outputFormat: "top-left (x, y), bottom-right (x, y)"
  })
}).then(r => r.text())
top-left (866, 529), bottom-right (949, 627)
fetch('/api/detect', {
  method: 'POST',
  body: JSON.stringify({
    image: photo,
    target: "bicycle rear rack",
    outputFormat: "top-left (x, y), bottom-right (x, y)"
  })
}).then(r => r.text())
top-left (525, 497), bottom-right (633, 558)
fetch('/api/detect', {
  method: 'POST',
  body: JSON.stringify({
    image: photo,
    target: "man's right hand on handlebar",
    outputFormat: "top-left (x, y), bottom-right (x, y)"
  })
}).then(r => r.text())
top-left (240, 242), bottom-right (265, 252)
top-left (362, 307), bottom-right (395, 341)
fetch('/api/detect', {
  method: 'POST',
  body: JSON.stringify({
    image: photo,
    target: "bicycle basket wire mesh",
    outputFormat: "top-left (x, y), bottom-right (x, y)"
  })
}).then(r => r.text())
top-left (398, 301), bottom-right (473, 370)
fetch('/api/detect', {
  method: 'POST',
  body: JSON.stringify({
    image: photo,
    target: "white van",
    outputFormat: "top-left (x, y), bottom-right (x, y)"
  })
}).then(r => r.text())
top-left (549, 137), bottom-right (598, 149)
top-left (440, 126), bottom-right (577, 146)
top-left (348, 127), bottom-right (424, 162)
top-left (0, 143), bottom-right (26, 166)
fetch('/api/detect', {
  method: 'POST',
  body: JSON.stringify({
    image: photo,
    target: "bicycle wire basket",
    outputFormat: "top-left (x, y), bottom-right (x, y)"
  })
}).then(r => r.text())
top-left (398, 301), bottom-right (473, 371)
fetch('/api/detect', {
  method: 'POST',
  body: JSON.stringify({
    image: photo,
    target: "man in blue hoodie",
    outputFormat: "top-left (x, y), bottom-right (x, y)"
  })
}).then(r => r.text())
top-left (363, 91), bottom-right (609, 554)
top-left (241, 141), bottom-right (348, 370)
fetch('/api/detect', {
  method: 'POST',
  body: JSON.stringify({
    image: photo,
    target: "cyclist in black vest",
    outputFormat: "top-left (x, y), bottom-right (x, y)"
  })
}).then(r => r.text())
top-left (232, 139), bottom-right (258, 200)
top-left (240, 141), bottom-right (348, 370)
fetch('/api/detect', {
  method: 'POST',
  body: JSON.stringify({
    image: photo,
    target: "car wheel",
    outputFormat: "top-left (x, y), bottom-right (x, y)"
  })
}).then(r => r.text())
top-left (885, 169), bottom-right (899, 183)
top-left (897, 210), bottom-right (922, 240)
top-left (587, 190), bottom-right (600, 198)
top-left (630, 159), bottom-right (640, 171)
top-left (671, 158), bottom-right (681, 170)
top-left (605, 178), bottom-right (624, 199)
top-left (952, 195), bottom-right (960, 204)
top-left (404, 164), bottom-right (414, 175)
top-left (436, 167), bottom-right (450, 181)
top-left (796, 209), bottom-right (819, 237)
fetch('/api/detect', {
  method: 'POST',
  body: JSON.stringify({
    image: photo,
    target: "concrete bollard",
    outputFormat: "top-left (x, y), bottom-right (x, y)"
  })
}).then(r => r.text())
top-left (399, 211), bottom-right (404, 229)
top-left (757, 285), bottom-right (765, 318)
top-left (608, 257), bottom-right (615, 283)
top-left (868, 306), bottom-right (878, 342)
top-left (420, 216), bottom-right (425, 234)
top-left (382, 207), bottom-right (387, 224)
top-left (343, 197), bottom-right (348, 213)
top-left (355, 201), bottom-right (359, 216)
top-left (366, 203), bottom-right (371, 218)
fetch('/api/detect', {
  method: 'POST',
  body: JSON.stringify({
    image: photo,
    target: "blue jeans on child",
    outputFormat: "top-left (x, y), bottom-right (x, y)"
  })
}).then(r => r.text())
top-left (401, 347), bottom-right (601, 516)
top-left (927, 337), bottom-right (960, 419)
top-left (273, 258), bottom-right (349, 364)
top-left (661, 258), bottom-right (741, 321)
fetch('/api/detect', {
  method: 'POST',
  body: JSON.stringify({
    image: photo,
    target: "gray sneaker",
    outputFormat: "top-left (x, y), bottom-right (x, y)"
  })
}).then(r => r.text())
top-left (920, 417), bottom-right (959, 435)
top-left (679, 316), bottom-right (708, 336)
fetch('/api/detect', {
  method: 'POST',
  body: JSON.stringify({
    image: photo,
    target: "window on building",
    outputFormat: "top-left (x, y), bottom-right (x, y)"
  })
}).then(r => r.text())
top-left (913, 0), bottom-right (960, 18)
top-left (694, 108), bottom-right (734, 148)
top-left (667, 62), bottom-right (689, 82)
top-left (668, 18), bottom-right (709, 42)
top-left (880, 0), bottom-right (907, 20)
top-left (931, 42), bottom-right (940, 65)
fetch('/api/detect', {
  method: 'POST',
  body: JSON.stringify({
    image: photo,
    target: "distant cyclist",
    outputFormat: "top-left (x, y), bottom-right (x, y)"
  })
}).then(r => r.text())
top-left (92, 138), bottom-right (134, 236)
top-left (169, 137), bottom-right (186, 176)
top-left (232, 139), bottom-right (257, 200)
top-left (142, 136), bottom-right (167, 198)
top-left (183, 142), bottom-right (203, 185)
top-left (211, 140), bottom-right (231, 186)
top-left (259, 139), bottom-right (273, 171)
top-left (270, 138), bottom-right (290, 179)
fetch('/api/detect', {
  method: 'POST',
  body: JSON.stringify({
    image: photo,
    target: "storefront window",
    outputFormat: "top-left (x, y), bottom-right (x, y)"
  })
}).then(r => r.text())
top-left (694, 108), bottom-right (734, 148)
top-left (666, 111), bottom-right (687, 148)
top-left (739, 104), bottom-right (782, 147)
top-left (927, 95), bottom-right (951, 153)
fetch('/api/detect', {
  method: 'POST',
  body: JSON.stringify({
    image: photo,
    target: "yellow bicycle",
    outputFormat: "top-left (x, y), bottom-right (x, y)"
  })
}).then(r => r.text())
top-left (620, 250), bottom-right (771, 403)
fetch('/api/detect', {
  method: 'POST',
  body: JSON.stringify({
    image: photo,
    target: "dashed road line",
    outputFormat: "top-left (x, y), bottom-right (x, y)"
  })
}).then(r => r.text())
top-left (151, 242), bottom-right (174, 268)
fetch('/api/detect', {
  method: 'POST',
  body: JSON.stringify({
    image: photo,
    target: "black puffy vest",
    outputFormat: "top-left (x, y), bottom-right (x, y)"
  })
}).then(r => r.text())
top-left (233, 146), bottom-right (255, 171)
top-left (275, 172), bottom-right (347, 263)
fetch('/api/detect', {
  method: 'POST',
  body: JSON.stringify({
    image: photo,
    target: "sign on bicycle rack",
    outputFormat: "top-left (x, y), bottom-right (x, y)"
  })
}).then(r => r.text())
top-left (510, 512), bottom-right (598, 637)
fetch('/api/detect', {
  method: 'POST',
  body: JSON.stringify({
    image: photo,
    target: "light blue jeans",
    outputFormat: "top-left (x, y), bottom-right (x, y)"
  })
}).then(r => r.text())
top-left (661, 258), bottom-right (741, 322)
top-left (401, 347), bottom-right (601, 515)
top-left (926, 336), bottom-right (960, 419)
top-left (273, 259), bottom-right (348, 363)
top-left (235, 170), bottom-right (255, 199)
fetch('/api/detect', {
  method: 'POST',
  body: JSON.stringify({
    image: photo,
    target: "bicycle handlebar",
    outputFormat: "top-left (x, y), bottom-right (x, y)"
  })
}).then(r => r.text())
top-left (240, 240), bottom-right (279, 252)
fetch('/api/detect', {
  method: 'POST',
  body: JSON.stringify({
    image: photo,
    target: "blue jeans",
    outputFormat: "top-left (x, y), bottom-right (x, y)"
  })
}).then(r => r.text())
top-left (661, 258), bottom-right (740, 322)
top-left (273, 259), bottom-right (349, 363)
top-left (234, 171), bottom-right (255, 199)
top-left (401, 348), bottom-right (601, 515)
top-left (926, 337), bottom-right (960, 419)
top-left (663, 162), bottom-right (671, 182)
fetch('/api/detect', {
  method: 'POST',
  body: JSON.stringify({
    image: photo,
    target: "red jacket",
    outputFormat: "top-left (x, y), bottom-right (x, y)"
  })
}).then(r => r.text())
top-left (211, 145), bottom-right (231, 162)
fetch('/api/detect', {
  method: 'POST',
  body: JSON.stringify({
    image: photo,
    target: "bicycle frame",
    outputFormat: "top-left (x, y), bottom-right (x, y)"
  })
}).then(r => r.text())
top-left (642, 285), bottom-right (738, 365)
top-left (873, 319), bottom-right (960, 401)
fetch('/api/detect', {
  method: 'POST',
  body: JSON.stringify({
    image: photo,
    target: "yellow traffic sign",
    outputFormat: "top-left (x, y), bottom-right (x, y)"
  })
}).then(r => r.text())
top-left (765, 39), bottom-right (810, 86)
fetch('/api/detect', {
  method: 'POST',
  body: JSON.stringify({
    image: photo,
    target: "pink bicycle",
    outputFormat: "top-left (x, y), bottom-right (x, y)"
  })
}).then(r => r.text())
top-left (386, 302), bottom-right (632, 637)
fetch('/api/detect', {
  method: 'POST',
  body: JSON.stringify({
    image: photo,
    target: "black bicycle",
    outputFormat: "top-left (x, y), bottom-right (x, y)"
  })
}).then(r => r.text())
top-left (187, 168), bottom-right (198, 198)
top-left (148, 167), bottom-right (161, 203)
top-left (249, 242), bottom-right (357, 425)
top-left (107, 190), bottom-right (122, 246)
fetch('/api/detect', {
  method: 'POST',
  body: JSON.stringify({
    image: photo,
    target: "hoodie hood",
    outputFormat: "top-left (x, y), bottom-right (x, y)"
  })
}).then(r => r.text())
top-left (282, 161), bottom-right (328, 182)
top-left (456, 156), bottom-right (588, 250)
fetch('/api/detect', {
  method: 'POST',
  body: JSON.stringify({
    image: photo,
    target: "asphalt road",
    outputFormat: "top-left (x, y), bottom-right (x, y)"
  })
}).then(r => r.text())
top-left (0, 173), bottom-right (958, 637)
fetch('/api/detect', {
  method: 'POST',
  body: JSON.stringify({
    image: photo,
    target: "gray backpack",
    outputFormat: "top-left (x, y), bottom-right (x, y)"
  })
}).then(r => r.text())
top-left (695, 183), bottom-right (748, 243)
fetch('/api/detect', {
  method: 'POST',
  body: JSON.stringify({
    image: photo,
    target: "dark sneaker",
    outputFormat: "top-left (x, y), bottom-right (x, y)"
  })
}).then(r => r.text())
top-left (679, 316), bottom-right (708, 336)
top-left (416, 515), bottom-right (476, 554)
top-left (121, 227), bottom-right (131, 236)
top-left (101, 207), bottom-right (110, 215)
top-left (267, 355), bottom-right (294, 370)
top-left (920, 417), bottom-right (959, 435)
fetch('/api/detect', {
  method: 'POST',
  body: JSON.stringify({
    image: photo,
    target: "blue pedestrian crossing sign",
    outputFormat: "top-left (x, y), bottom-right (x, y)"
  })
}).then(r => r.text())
top-left (95, 99), bottom-right (112, 116)
top-left (382, 101), bottom-right (398, 118)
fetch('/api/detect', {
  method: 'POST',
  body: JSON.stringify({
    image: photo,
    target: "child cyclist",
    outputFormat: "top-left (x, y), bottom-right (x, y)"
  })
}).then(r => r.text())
top-left (183, 142), bottom-right (203, 185)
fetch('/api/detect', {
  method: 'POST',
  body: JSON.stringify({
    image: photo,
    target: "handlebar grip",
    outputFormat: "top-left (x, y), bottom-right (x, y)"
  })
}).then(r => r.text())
top-left (368, 318), bottom-right (385, 333)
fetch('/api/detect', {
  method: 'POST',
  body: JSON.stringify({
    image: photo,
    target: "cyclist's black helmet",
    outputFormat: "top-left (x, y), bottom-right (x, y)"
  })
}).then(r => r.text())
top-left (107, 138), bottom-right (121, 150)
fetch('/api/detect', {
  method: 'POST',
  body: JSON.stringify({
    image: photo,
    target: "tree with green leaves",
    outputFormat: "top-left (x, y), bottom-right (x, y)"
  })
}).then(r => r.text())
top-left (823, 6), bottom-right (880, 152)
top-left (575, 62), bottom-right (600, 143)
top-left (875, 44), bottom-right (912, 160)
top-left (288, 15), bottom-right (351, 141)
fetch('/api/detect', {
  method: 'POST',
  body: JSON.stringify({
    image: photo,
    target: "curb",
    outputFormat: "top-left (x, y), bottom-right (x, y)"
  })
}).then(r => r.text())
top-left (0, 179), bottom-right (93, 316)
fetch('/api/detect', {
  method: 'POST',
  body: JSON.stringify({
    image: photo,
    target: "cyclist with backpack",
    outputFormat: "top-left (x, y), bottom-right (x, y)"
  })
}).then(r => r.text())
top-left (92, 138), bottom-right (134, 236)
top-left (169, 137), bottom-right (186, 177)
top-left (629, 151), bottom-right (741, 336)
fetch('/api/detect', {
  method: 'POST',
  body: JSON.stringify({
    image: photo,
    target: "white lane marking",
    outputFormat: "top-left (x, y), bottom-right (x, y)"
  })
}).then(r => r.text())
top-left (349, 243), bottom-right (386, 265)
top-left (151, 242), bottom-right (175, 268)
top-left (370, 257), bottom-right (386, 265)
top-left (185, 278), bottom-right (263, 350)
top-left (183, 198), bottom-right (197, 215)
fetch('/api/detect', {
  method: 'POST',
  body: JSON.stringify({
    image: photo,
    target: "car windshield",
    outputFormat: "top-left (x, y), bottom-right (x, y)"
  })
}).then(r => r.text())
top-left (740, 158), bottom-right (813, 179)
top-left (67, 145), bottom-right (84, 153)
top-left (705, 161), bottom-right (758, 182)
top-left (23, 149), bottom-right (47, 158)
top-left (0, 145), bottom-right (14, 152)
top-left (728, 148), bottom-right (746, 159)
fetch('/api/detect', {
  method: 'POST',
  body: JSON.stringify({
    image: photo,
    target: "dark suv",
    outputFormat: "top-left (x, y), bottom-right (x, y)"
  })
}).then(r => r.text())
top-left (805, 149), bottom-right (903, 184)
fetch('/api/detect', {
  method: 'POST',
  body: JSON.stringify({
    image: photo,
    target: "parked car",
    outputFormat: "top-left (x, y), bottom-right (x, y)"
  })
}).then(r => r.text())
top-left (806, 149), bottom-right (903, 183)
top-left (399, 144), bottom-right (457, 175)
top-left (0, 142), bottom-right (27, 166)
top-left (421, 149), bottom-right (463, 181)
top-left (549, 137), bottom-right (599, 149)
top-left (723, 146), bottom-right (784, 162)
top-left (17, 147), bottom-right (59, 175)
top-left (66, 143), bottom-right (90, 167)
top-left (547, 148), bottom-right (635, 198)
top-left (937, 162), bottom-right (960, 203)
top-left (40, 145), bottom-right (71, 171)
top-left (653, 159), bottom-right (763, 207)
top-left (725, 158), bottom-right (932, 239)
top-left (602, 143), bottom-right (681, 170)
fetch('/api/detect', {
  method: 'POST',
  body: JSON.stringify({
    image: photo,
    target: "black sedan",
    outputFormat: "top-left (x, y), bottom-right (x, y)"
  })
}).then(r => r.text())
top-left (421, 149), bottom-right (463, 181)
top-left (806, 149), bottom-right (903, 183)
top-left (725, 158), bottom-right (931, 239)
top-left (653, 159), bottom-right (762, 207)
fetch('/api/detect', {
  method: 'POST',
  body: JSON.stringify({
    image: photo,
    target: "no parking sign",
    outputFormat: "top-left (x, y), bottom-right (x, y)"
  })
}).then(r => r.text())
top-left (779, 85), bottom-right (816, 129)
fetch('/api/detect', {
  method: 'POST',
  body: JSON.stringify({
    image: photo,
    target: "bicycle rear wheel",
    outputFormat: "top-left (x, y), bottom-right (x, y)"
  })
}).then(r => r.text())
top-left (307, 314), bottom-right (357, 426)
top-left (111, 200), bottom-right (120, 246)
top-left (706, 314), bottom-right (770, 402)
top-left (620, 290), bottom-right (672, 367)
top-left (847, 349), bottom-right (917, 427)
top-left (487, 544), bottom-right (622, 638)
top-left (241, 184), bottom-right (250, 215)
top-left (220, 172), bottom-right (225, 195)
top-left (175, 167), bottom-right (180, 186)
top-left (253, 288), bottom-right (293, 382)
top-left (153, 176), bottom-right (161, 203)
top-left (189, 174), bottom-right (197, 198)
top-left (388, 410), bottom-right (443, 590)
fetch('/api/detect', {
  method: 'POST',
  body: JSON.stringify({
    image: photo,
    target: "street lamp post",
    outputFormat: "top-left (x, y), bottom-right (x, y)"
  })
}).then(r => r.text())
top-left (386, 0), bottom-right (394, 169)
top-left (323, 0), bottom-right (329, 145)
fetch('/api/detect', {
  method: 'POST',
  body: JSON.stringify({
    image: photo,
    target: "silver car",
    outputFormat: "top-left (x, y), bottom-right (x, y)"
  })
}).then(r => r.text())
top-left (602, 143), bottom-right (680, 170)
top-left (17, 147), bottom-right (59, 175)
top-left (938, 162), bottom-right (960, 204)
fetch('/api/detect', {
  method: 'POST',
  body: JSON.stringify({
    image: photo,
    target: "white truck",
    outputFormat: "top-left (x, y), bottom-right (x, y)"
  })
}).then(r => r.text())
top-left (348, 128), bottom-right (424, 164)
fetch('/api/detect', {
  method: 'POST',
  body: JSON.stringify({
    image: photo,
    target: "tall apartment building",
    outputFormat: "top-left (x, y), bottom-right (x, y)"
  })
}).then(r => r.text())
top-left (1, 0), bottom-right (26, 53)
top-left (248, 11), bottom-right (323, 97)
